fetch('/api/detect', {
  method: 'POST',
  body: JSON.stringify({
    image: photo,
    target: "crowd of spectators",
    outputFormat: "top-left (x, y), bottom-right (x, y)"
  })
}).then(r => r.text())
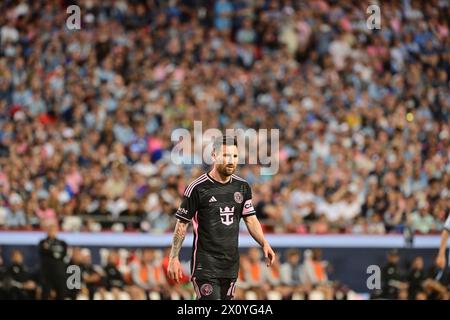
top-left (0, 0), bottom-right (449, 235)
top-left (2, 244), bottom-right (448, 300)
top-left (373, 249), bottom-right (450, 300)
top-left (0, 245), bottom-right (362, 300)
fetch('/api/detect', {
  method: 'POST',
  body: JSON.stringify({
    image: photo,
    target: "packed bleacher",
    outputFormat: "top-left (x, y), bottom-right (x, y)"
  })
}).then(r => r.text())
top-left (0, 0), bottom-right (449, 301)
top-left (1, 0), bottom-right (448, 235)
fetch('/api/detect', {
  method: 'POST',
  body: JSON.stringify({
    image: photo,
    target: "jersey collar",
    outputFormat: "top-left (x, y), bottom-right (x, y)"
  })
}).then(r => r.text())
top-left (207, 172), bottom-right (233, 185)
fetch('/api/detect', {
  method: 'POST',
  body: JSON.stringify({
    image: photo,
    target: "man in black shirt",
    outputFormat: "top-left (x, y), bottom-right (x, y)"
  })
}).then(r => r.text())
top-left (407, 256), bottom-right (426, 299)
top-left (38, 224), bottom-right (68, 300)
top-left (103, 250), bottom-right (126, 291)
top-left (80, 249), bottom-right (102, 300)
top-left (91, 196), bottom-right (114, 230)
top-left (168, 136), bottom-right (275, 300)
top-left (381, 249), bottom-right (407, 299)
top-left (7, 250), bottom-right (37, 300)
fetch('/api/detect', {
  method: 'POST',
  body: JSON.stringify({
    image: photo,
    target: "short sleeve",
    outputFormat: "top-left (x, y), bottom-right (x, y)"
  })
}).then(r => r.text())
top-left (175, 187), bottom-right (199, 222)
top-left (241, 183), bottom-right (256, 217)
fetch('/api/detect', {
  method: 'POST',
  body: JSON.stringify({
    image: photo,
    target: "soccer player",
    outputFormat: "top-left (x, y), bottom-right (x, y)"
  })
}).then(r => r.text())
top-left (167, 136), bottom-right (275, 300)
top-left (436, 214), bottom-right (450, 269)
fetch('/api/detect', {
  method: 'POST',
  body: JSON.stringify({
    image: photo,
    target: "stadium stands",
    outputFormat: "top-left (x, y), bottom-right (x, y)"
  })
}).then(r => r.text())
top-left (0, 0), bottom-right (449, 300)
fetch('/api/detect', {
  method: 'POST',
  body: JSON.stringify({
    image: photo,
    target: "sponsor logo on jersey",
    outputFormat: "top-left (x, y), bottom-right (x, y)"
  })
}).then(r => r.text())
top-left (219, 206), bottom-right (234, 226)
top-left (177, 207), bottom-right (189, 215)
top-left (209, 196), bottom-right (217, 202)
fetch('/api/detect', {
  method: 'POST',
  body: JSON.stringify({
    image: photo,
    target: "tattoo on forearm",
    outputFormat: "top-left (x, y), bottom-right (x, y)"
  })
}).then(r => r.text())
top-left (170, 221), bottom-right (187, 259)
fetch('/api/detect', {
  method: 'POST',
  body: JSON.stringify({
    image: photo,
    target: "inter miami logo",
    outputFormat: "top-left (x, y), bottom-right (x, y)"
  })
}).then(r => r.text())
top-left (219, 206), bottom-right (234, 226)
top-left (200, 283), bottom-right (213, 296)
top-left (234, 192), bottom-right (243, 203)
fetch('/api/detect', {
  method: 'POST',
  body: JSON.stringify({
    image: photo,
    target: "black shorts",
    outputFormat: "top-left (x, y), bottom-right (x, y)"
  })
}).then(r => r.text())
top-left (192, 277), bottom-right (237, 300)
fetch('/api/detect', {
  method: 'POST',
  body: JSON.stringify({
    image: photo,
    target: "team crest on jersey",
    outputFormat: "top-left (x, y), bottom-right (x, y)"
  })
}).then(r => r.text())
top-left (200, 283), bottom-right (213, 296)
top-left (219, 206), bottom-right (234, 226)
top-left (234, 192), bottom-right (243, 204)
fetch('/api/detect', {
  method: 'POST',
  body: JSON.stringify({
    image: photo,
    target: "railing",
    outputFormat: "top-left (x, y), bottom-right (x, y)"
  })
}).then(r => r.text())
top-left (0, 231), bottom-right (446, 248)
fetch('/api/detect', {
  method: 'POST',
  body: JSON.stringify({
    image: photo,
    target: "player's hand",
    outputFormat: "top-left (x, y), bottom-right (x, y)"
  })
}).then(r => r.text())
top-left (436, 254), bottom-right (446, 269)
top-left (263, 243), bottom-right (275, 267)
top-left (168, 257), bottom-right (184, 283)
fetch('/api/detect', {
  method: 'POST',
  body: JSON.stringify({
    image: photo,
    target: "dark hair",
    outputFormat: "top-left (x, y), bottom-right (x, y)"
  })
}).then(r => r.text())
top-left (212, 135), bottom-right (237, 153)
top-left (286, 248), bottom-right (300, 258)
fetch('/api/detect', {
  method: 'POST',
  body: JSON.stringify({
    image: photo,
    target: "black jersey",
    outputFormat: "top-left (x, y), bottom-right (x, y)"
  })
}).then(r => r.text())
top-left (38, 237), bottom-right (68, 274)
top-left (175, 173), bottom-right (256, 279)
top-left (103, 264), bottom-right (125, 290)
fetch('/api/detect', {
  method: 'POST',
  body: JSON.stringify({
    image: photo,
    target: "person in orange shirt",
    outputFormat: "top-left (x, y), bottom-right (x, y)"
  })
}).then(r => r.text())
top-left (130, 248), bottom-right (166, 299)
top-left (240, 247), bottom-right (266, 299)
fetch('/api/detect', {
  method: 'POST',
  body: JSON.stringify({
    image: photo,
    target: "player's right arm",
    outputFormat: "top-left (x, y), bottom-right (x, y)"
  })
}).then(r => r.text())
top-left (168, 182), bottom-right (200, 282)
top-left (168, 219), bottom-right (189, 283)
top-left (436, 215), bottom-right (450, 268)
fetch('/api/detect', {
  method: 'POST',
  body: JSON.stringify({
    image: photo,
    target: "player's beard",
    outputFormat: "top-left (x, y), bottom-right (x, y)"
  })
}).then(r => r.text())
top-left (217, 164), bottom-right (236, 177)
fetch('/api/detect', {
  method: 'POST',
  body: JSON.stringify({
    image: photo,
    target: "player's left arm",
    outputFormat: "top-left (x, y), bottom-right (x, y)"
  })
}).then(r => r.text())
top-left (243, 214), bottom-right (275, 267)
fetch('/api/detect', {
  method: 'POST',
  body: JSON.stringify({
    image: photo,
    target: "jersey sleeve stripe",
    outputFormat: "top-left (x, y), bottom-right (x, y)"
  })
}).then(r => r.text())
top-left (175, 214), bottom-right (191, 222)
top-left (184, 174), bottom-right (207, 197)
top-left (184, 174), bottom-right (205, 195)
top-left (185, 176), bottom-right (207, 197)
top-left (231, 174), bottom-right (247, 182)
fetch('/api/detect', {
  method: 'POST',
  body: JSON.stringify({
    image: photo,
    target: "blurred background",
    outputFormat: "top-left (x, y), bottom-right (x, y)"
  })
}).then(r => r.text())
top-left (0, 0), bottom-right (449, 299)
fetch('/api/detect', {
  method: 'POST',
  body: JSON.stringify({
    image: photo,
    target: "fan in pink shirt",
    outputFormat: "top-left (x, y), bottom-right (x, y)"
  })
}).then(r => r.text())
top-left (35, 199), bottom-right (58, 227)
top-left (65, 165), bottom-right (83, 195)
